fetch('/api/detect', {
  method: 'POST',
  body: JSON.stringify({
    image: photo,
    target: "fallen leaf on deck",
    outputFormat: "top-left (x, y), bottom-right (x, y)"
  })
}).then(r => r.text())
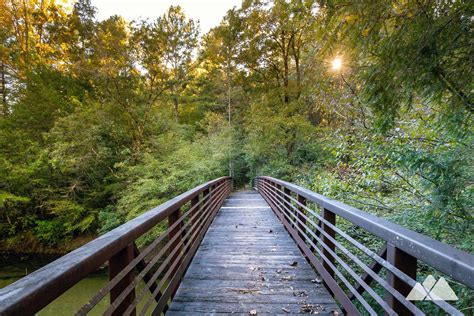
top-left (300, 302), bottom-right (315, 313)
top-left (293, 290), bottom-right (308, 297)
top-left (290, 261), bottom-right (298, 266)
top-left (230, 288), bottom-right (260, 294)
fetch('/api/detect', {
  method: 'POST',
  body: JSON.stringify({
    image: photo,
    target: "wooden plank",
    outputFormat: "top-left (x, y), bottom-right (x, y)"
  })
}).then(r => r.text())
top-left (167, 191), bottom-right (341, 315)
top-left (167, 302), bottom-right (340, 314)
top-left (172, 294), bottom-right (336, 304)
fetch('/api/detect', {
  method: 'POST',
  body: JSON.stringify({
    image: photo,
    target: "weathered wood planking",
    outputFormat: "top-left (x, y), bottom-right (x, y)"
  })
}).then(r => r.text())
top-left (167, 191), bottom-right (341, 315)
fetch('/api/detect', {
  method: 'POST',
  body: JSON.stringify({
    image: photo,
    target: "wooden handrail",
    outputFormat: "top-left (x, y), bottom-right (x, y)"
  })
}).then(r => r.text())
top-left (0, 177), bottom-right (232, 315)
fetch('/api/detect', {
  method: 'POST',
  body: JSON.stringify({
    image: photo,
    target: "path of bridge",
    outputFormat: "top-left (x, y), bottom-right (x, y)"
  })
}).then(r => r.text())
top-left (168, 190), bottom-right (341, 315)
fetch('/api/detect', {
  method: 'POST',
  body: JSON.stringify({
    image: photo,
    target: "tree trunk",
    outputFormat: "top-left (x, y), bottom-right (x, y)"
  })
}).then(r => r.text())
top-left (293, 44), bottom-right (301, 100)
top-left (227, 62), bottom-right (233, 178)
top-left (0, 60), bottom-right (6, 115)
top-left (173, 96), bottom-right (179, 123)
top-left (281, 30), bottom-right (290, 104)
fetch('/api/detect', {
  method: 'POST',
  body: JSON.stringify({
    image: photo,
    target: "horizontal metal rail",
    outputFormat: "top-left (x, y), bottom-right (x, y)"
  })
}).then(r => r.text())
top-left (255, 176), bottom-right (473, 316)
top-left (0, 177), bottom-right (232, 315)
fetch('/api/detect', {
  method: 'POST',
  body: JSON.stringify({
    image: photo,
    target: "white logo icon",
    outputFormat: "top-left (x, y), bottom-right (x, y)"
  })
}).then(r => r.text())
top-left (407, 275), bottom-right (458, 301)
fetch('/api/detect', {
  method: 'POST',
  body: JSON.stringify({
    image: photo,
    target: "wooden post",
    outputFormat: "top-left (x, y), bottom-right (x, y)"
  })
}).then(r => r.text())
top-left (386, 243), bottom-right (417, 315)
top-left (322, 208), bottom-right (336, 279)
top-left (109, 244), bottom-right (135, 316)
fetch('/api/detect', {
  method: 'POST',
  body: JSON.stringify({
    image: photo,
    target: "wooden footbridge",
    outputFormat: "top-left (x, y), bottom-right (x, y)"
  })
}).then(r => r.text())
top-left (0, 177), bottom-right (473, 315)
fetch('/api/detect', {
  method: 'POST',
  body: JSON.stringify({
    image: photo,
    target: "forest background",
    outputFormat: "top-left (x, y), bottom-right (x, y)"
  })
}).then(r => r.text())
top-left (0, 0), bottom-right (471, 274)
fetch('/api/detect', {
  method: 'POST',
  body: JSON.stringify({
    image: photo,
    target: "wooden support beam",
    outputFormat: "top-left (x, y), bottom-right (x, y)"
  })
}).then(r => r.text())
top-left (386, 243), bottom-right (417, 315)
top-left (322, 208), bottom-right (336, 279)
top-left (297, 195), bottom-right (307, 241)
top-left (109, 244), bottom-right (135, 316)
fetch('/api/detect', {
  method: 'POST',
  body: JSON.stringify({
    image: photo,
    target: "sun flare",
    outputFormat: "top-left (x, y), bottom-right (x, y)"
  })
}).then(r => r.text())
top-left (331, 56), bottom-right (343, 71)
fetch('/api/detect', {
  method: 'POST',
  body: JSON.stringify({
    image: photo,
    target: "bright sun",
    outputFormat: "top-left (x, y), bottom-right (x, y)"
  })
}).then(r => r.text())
top-left (331, 56), bottom-right (343, 71)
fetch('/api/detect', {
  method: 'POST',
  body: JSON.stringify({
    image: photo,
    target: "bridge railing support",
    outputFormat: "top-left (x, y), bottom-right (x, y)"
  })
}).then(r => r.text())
top-left (109, 243), bottom-right (136, 316)
top-left (255, 176), bottom-right (473, 316)
top-left (321, 207), bottom-right (336, 281)
top-left (296, 194), bottom-right (306, 241)
top-left (0, 177), bottom-right (232, 316)
top-left (386, 243), bottom-right (417, 315)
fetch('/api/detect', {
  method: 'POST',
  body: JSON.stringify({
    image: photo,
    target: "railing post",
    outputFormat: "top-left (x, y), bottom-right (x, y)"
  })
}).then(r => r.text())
top-left (322, 208), bottom-right (336, 279)
top-left (283, 187), bottom-right (292, 222)
top-left (168, 208), bottom-right (182, 277)
top-left (191, 194), bottom-right (200, 226)
top-left (109, 244), bottom-right (135, 316)
top-left (297, 195), bottom-right (306, 240)
top-left (275, 182), bottom-right (283, 208)
top-left (209, 184), bottom-right (216, 212)
top-left (188, 194), bottom-right (201, 246)
top-left (386, 243), bottom-right (417, 315)
top-left (202, 187), bottom-right (210, 213)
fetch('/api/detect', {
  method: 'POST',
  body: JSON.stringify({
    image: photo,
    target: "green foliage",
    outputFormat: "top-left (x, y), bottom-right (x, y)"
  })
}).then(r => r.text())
top-left (0, 191), bottom-right (30, 209)
top-left (116, 113), bottom-right (230, 221)
top-left (321, 0), bottom-right (473, 131)
top-left (33, 199), bottom-right (94, 245)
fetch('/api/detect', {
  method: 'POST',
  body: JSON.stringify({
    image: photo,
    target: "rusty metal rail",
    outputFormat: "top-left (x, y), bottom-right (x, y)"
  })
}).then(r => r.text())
top-left (255, 176), bottom-right (474, 316)
top-left (0, 177), bottom-right (232, 316)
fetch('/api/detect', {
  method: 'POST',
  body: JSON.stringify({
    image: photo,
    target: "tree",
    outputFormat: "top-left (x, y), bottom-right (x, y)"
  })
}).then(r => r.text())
top-left (239, 0), bottom-right (319, 104)
top-left (319, 0), bottom-right (473, 131)
top-left (156, 6), bottom-right (199, 122)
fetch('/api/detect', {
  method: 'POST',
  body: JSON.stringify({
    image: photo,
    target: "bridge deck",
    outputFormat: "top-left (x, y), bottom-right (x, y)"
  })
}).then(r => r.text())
top-left (168, 191), bottom-right (341, 315)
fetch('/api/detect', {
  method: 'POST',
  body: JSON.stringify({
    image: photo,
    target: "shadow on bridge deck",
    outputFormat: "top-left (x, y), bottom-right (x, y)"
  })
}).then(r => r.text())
top-left (168, 190), bottom-right (341, 315)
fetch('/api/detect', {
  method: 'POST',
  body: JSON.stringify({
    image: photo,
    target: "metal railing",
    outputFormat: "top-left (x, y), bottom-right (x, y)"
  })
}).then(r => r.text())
top-left (0, 177), bottom-right (232, 316)
top-left (255, 176), bottom-right (473, 316)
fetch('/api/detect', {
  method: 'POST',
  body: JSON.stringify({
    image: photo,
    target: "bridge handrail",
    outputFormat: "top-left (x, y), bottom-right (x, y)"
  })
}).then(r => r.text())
top-left (0, 176), bottom-right (232, 315)
top-left (256, 176), bottom-right (473, 315)
top-left (257, 176), bottom-right (473, 286)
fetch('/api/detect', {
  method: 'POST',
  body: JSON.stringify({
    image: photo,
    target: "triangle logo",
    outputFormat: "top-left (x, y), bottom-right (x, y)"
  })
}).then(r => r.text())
top-left (406, 275), bottom-right (458, 301)
top-left (426, 277), bottom-right (459, 301)
top-left (406, 282), bottom-right (428, 300)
